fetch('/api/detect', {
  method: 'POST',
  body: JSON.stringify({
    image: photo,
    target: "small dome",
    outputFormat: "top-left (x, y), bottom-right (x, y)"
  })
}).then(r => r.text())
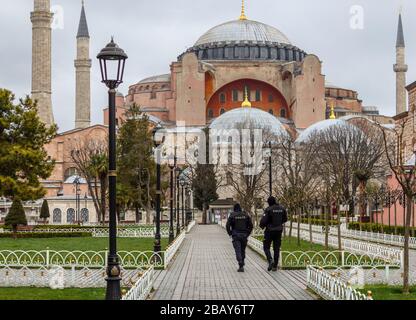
top-left (138, 74), bottom-right (171, 84)
top-left (209, 107), bottom-right (288, 138)
top-left (64, 175), bottom-right (87, 184)
top-left (296, 119), bottom-right (357, 144)
top-left (195, 19), bottom-right (291, 46)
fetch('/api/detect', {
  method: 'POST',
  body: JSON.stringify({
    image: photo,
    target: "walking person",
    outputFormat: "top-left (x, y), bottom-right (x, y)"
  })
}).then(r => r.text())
top-left (260, 197), bottom-right (288, 271)
top-left (226, 204), bottom-right (253, 272)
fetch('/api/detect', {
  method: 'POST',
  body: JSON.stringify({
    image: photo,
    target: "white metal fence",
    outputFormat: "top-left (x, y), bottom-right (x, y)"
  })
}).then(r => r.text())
top-left (0, 265), bottom-right (145, 289)
top-left (1, 226), bottom-right (171, 238)
top-left (291, 227), bottom-right (403, 266)
top-left (122, 266), bottom-right (155, 300)
top-left (0, 222), bottom-right (195, 270)
top-left (247, 236), bottom-right (396, 268)
top-left (307, 266), bottom-right (372, 300)
top-left (164, 230), bottom-right (187, 268)
top-left (0, 249), bottom-right (165, 269)
top-left (186, 220), bottom-right (196, 233)
top-left (278, 222), bottom-right (416, 249)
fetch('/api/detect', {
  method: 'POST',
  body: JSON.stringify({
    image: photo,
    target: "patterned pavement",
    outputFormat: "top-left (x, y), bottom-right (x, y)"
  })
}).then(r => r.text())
top-left (151, 225), bottom-right (316, 300)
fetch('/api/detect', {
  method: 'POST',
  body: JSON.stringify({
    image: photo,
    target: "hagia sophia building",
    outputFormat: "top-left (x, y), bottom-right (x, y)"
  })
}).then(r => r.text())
top-left (17, 0), bottom-right (407, 224)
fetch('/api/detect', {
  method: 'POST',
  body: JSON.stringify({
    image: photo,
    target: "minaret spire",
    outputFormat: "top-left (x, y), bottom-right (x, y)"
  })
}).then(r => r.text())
top-left (394, 11), bottom-right (408, 114)
top-left (240, 0), bottom-right (247, 20)
top-left (77, 0), bottom-right (89, 39)
top-left (74, 0), bottom-right (91, 128)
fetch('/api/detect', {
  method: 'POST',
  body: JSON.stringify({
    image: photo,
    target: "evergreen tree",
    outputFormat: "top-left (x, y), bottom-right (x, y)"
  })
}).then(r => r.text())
top-left (0, 89), bottom-right (57, 200)
top-left (117, 104), bottom-right (156, 223)
top-left (39, 199), bottom-right (50, 223)
top-left (193, 163), bottom-right (219, 224)
top-left (5, 199), bottom-right (27, 236)
top-left (192, 128), bottom-right (219, 224)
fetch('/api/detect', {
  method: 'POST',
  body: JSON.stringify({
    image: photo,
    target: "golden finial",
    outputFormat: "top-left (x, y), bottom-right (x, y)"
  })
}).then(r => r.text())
top-left (240, 0), bottom-right (247, 20)
top-left (329, 102), bottom-right (336, 120)
top-left (241, 87), bottom-right (252, 108)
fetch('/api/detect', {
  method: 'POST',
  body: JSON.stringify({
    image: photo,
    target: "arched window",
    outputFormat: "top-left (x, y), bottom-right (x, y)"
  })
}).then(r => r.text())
top-left (232, 90), bottom-right (239, 102)
top-left (269, 109), bottom-right (274, 115)
top-left (220, 108), bottom-right (225, 115)
top-left (208, 109), bottom-right (214, 119)
top-left (67, 208), bottom-right (75, 224)
top-left (53, 209), bottom-right (62, 224)
top-left (64, 167), bottom-right (78, 181)
top-left (150, 92), bottom-right (156, 99)
top-left (80, 208), bottom-right (89, 223)
top-left (219, 93), bottom-right (226, 103)
top-left (268, 94), bottom-right (274, 103)
top-left (280, 108), bottom-right (286, 118)
top-left (255, 90), bottom-right (261, 102)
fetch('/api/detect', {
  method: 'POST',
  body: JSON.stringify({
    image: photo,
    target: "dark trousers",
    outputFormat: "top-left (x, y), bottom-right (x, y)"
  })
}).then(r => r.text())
top-left (263, 230), bottom-right (283, 267)
top-left (232, 233), bottom-right (248, 266)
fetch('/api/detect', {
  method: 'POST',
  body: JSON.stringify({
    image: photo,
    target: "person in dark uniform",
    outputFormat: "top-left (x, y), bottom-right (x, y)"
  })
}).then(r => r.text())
top-left (226, 204), bottom-right (254, 272)
top-left (260, 197), bottom-right (288, 272)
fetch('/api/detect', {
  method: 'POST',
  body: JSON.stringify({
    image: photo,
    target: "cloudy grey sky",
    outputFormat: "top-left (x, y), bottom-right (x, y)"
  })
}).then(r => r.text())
top-left (1, 0), bottom-right (415, 132)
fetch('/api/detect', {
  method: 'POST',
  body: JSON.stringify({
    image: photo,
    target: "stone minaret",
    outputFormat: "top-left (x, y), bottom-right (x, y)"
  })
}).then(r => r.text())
top-left (74, 1), bottom-right (91, 129)
top-left (31, 0), bottom-right (54, 125)
top-left (394, 13), bottom-right (408, 115)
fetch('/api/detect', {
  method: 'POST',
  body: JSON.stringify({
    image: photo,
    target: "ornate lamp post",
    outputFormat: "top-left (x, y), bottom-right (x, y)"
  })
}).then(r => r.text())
top-left (175, 168), bottom-right (181, 233)
top-left (180, 178), bottom-right (186, 228)
top-left (268, 141), bottom-right (273, 197)
top-left (167, 153), bottom-right (176, 243)
top-left (97, 37), bottom-right (128, 301)
top-left (152, 123), bottom-right (164, 254)
top-left (73, 176), bottom-right (81, 225)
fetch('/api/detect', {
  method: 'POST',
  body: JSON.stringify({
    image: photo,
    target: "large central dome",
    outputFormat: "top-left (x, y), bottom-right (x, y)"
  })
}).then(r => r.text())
top-left (195, 19), bottom-right (291, 46)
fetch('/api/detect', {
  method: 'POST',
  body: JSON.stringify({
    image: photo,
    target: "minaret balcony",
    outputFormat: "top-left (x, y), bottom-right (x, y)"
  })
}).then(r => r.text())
top-left (394, 64), bottom-right (408, 73)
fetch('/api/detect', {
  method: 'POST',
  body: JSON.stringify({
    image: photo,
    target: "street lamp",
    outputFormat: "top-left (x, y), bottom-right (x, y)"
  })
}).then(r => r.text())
top-left (268, 141), bottom-right (272, 197)
top-left (167, 153), bottom-right (176, 243)
top-left (97, 37), bottom-right (128, 301)
top-left (180, 178), bottom-right (186, 228)
top-left (175, 167), bottom-right (182, 233)
top-left (152, 123), bottom-right (164, 255)
top-left (73, 176), bottom-right (81, 225)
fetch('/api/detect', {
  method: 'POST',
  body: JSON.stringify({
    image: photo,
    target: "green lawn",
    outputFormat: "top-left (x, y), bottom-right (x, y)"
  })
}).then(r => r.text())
top-left (256, 236), bottom-right (335, 252)
top-left (0, 287), bottom-right (105, 300)
top-left (359, 285), bottom-right (416, 300)
top-left (0, 237), bottom-right (169, 252)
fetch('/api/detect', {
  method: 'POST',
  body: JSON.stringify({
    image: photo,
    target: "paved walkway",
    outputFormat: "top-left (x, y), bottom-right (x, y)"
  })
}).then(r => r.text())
top-left (151, 225), bottom-right (315, 300)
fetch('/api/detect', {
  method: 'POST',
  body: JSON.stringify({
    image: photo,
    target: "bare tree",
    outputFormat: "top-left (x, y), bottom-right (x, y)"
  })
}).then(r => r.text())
top-left (70, 138), bottom-right (108, 224)
top-left (274, 134), bottom-right (320, 246)
top-left (377, 117), bottom-right (415, 294)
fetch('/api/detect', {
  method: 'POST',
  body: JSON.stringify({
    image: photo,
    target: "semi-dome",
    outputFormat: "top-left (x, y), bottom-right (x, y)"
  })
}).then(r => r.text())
top-left (195, 19), bottom-right (291, 46)
top-left (209, 107), bottom-right (288, 138)
top-left (296, 119), bottom-right (357, 144)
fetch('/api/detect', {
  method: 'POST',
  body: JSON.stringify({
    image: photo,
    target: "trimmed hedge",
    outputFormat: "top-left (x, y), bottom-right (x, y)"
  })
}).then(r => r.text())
top-left (33, 225), bottom-right (107, 230)
top-left (348, 222), bottom-right (416, 236)
top-left (290, 217), bottom-right (339, 226)
top-left (0, 232), bottom-right (92, 239)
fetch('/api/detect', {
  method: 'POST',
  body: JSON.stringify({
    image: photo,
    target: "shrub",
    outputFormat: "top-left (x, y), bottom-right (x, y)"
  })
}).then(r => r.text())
top-left (290, 217), bottom-right (339, 226)
top-left (348, 222), bottom-right (416, 236)
top-left (0, 232), bottom-right (92, 239)
top-left (32, 225), bottom-right (107, 230)
top-left (39, 200), bottom-right (50, 222)
top-left (5, 199), bottom-right (27, 236)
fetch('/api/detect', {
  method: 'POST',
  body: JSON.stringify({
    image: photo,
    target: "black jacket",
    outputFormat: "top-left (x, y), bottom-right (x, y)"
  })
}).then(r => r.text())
top-left (260, 204), bottom-right (288, 232)
top-left (226, 211), bottom-right (254, 236)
